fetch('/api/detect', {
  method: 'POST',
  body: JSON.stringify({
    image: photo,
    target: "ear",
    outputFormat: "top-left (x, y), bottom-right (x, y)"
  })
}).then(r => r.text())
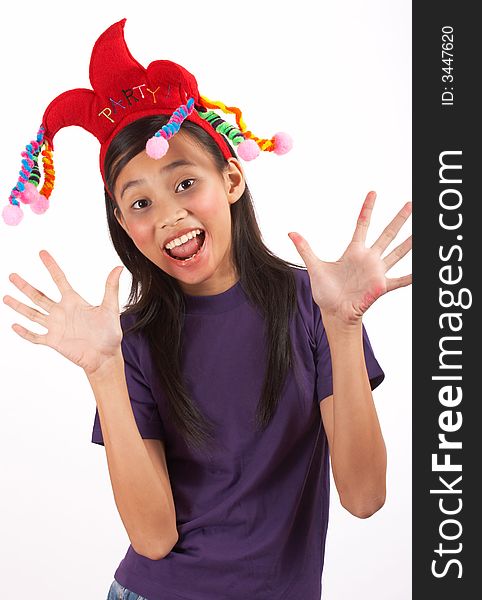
top-left (223, 157), bottom-right (246, 205)
top-left (114, 206), bottom-right (130, 236)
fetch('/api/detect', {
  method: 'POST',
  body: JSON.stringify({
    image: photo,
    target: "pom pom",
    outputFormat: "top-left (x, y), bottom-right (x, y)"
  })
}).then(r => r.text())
top-left (273, 132), bottom-right (293, 155)
top-left (19, 182), bottom-right (40, 205)
top-left (237, 138), bottom-right (260, 161)
top-left (2, 203), bottom-right (24, 226)
top-left (30, 193), bottom-right (49, 215)
top-left (146, 135), bottom-right (169, 159)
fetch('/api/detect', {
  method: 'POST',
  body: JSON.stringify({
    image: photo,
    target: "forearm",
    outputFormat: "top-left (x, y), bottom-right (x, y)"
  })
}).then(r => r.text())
top-left (87, 351), bottom-right (178, 559)
top-left (323, 316), bottom-right (387, 517)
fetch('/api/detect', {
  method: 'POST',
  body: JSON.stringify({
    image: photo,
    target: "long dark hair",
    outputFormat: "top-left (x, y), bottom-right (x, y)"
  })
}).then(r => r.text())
top-left (104, 115), bottom-right (304, 453)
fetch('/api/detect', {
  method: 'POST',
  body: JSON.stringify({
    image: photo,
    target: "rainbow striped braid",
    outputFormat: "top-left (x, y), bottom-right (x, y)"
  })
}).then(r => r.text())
top-left (4, 126), bottom-right (55, 226)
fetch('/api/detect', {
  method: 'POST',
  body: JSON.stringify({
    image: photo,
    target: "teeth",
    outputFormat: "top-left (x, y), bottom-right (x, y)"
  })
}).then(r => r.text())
top-left (165, 229), bottom-right (203, 250)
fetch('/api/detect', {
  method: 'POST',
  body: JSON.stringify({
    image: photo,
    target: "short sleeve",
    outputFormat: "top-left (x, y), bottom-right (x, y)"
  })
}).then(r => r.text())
top-left (91, 316), bottom-right (165, 446)
top-left (314, 307), bottom-right (385, 403)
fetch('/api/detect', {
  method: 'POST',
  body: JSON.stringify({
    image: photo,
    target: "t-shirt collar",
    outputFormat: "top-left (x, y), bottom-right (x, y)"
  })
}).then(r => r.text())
top-left (182, 279), bottom-right (248, 314)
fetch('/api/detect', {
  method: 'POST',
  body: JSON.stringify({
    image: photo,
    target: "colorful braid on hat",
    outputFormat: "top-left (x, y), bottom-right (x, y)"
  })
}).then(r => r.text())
top-left (197, 95), bottom-right (293, 160)
top-left (145, 97), bottom-right (196, 159)
top-left (4, 126), bottom-right (56, 226)
top-left (145, 94), bottom-right (293, 162)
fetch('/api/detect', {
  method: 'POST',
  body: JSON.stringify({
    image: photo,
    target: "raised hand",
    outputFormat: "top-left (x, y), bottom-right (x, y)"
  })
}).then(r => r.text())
top-left (288, 191), bottom-right (412, 326)
top-left (3, 250), bottom-right (125, 376)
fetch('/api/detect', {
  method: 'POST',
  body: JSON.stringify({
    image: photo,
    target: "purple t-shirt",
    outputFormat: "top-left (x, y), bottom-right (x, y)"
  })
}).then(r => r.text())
top-left (92, 267), bottom-right (385, 600)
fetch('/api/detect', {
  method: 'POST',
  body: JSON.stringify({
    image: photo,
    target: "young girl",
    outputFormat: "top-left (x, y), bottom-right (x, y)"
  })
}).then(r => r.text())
top-left (2, 19), bottom-right (411, 600)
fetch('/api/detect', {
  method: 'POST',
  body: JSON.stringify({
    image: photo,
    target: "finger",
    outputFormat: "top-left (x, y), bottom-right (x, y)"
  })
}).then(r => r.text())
top-left (386, 273), bottom-right (412, 293)
top-left (102, 266), bottom-right (124, 312)
top-left (10, 322), bottom-right (48, 345)
top-left (7, 272), bottom-right (56, 312)
top-left (287, 232), bottom-right (320, 272)
top-left (371, 202), bottom-right (412, 255)
top-left (351, 191), bottom-right (377, 244)
top-left (383, 235), bottom-right (412, 271)
top-left (3, 294), bottom-right (49, 327)
top-left (39, 250), bottom-right (74, 295)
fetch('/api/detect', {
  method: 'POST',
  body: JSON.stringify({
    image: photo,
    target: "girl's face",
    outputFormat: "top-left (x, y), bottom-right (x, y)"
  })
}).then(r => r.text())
top-left (113, 132), bottom-right (245, 296)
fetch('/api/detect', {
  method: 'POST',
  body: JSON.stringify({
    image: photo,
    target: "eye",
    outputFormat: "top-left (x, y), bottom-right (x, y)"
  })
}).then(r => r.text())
top-left (131, 199), bottom-right (150, 210)
top-left (176, 178), bottom-right (195, 192)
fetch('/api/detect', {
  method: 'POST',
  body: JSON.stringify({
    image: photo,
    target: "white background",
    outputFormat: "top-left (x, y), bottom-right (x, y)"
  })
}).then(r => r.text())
top-left (0, 1), bottom-right (411, 598)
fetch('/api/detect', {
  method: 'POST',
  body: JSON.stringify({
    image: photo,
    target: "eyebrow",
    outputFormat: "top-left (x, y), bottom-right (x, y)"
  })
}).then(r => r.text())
top-left (120, 159), bottom-right (197, 201)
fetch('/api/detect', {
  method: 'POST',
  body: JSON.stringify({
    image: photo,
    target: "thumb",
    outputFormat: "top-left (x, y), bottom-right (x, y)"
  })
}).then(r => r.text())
top-left (102, 266), bottom-right (124, 311)
top-left (288, 232), bottom-right (319, 271)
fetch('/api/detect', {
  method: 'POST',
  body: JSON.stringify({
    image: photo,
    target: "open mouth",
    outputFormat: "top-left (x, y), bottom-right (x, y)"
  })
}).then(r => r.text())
top-left (164, 230), bottom-right (206, 262)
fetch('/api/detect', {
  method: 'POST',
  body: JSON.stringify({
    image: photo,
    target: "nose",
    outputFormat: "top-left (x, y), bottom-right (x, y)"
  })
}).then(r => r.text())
top-left (153, 196), bottom-right (189, 229)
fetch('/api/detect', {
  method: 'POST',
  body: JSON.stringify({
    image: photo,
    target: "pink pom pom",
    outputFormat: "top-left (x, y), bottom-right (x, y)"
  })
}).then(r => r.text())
top-left (273, 132), bottom-right (293, 155)
top-left (237, 138), bottom-right (260, 161)
top-left (30, 193), bottom-right (49, 215)
top-left (2, 203), bottom-right (24, 226)
top-left (19, 182), bottom-right (40, 205)
top-left (146, 135), bottom-right (169, 159)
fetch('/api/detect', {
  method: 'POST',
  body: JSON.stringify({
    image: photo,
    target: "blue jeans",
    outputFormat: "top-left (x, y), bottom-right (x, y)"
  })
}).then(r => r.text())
top-left (107, 578), bottom-right (149, 600)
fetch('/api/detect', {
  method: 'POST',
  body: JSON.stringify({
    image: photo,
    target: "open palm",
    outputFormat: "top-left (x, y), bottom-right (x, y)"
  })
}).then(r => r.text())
top-left (289, 191), bottom-right (412, 325)
top-left (3, 250), bottom-right (124, 375)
